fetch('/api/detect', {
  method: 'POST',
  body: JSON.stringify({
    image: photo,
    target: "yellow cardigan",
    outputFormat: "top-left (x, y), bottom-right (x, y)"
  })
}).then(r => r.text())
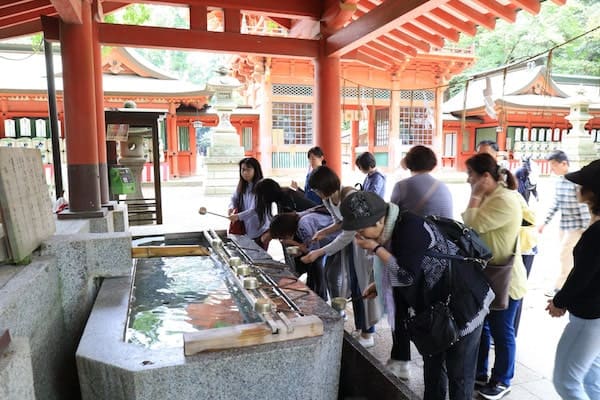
top-left (462, 185), bottom-right (528, 300)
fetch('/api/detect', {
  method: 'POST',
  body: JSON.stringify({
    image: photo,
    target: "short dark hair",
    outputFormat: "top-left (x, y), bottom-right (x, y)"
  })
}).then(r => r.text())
top-left (547, 150), bottom-right (569, 163)
top-left (477, 140), bottom-right (499, 152)
top-left (308, 166), bottom-right (340, 197)
top-left (403, 145), bottom-right (437, 172)
top-left (307, 146), bottom-right (324, 159)
top-left (355, 152), bottom-right (376, 170)
top-left (269, 213), bottom-right (299, 239)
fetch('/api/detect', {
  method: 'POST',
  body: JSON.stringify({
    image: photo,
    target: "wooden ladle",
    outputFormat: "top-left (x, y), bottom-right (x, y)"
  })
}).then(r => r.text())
top-left (198, 206), bottom-right (229, 219)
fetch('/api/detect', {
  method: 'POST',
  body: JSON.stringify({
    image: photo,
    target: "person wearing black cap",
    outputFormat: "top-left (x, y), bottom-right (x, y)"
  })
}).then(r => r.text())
top-left (340, 191), bottom-right (494, 400)
top-left (546, 159), bottom-right (600, 400)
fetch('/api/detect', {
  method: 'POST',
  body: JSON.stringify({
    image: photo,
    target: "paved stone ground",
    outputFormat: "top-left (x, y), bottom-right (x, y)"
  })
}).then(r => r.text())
top-left (138, 166), bottom-right (568, 399)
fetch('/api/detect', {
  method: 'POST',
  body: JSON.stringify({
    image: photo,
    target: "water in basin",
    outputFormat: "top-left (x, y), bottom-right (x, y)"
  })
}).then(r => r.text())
top-left (126, 255), bottom-right (262, 349)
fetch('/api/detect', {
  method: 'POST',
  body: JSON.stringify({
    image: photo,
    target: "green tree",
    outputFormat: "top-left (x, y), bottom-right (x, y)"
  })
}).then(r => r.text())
top-left (448, 0), bottom-right (599, 96)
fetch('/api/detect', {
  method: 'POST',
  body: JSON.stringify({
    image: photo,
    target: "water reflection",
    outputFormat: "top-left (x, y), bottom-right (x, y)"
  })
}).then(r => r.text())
top-left (126, 256), bottom-right (261, 349)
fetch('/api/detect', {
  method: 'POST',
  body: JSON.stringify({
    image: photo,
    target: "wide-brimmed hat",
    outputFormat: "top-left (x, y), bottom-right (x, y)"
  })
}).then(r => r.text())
top-left (340, 191), bottom-right (386, 231)
top-left (565, 159), bottom-right (600, 194)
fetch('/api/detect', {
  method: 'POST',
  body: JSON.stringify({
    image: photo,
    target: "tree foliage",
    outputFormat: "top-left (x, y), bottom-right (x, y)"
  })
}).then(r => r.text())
top-left (447, 0), bottom-right (599, 96)
top-left (104, 4), bottom-right (231, 85)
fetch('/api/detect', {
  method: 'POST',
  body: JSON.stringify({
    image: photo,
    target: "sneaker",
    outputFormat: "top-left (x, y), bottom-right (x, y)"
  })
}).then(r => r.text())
top-left (474, 376), bottom-right (488, 390)
top-left (478, 382), bottom-right (511, 400)
top-left (357, 334), bottom-right (375, 348)
top-left (386, 359), bottom-right (411, 380)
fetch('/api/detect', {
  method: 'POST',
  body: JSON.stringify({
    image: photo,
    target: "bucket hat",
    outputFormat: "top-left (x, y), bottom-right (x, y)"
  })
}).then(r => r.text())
top-left (565, 159), bottom-right (600, 194)
top-left (340, 191), bottom-right (386, 231)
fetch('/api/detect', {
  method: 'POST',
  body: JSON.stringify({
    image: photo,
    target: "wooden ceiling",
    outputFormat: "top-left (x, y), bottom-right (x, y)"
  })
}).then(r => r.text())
top-left (0, 0), bottom-right (566, 71)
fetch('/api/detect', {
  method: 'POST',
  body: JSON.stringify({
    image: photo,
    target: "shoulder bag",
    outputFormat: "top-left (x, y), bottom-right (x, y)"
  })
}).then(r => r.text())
top-left (484, 254), bottom-right (515, 310)
top-left (405, 262), bottom-right (459, 356)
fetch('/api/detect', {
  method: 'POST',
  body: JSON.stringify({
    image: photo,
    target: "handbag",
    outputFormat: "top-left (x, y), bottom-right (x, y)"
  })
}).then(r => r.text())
top-left (228, 208), bottom-right (246, 235)
top-left (405, 263), bottom-right (459, 356)
top-left (484, 255), bottom-right (514, 310)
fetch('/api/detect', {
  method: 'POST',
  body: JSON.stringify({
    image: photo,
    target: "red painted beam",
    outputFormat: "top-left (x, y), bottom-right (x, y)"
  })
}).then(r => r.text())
top-left (0, 0), bottom-right (32, 8)
top-left (388, 29), bottom-right (430, 52)
top-left (223, 8), bottom-right (240, 33)
top-left (326, 0), bottom-right (435, 57)
top-left (469, 0), bottom-right (516, 23)
top-left (369, 40), bottom-right (407, 61)
top-left (269, 16), bottom-right (291, 30)
top-left (511, 0), bottom-right (541, 15)
top-left (414, 15), bottom-right (459, 42)
top-left (444, 1), bottom-right (495, 30)
top-left (403, 22), bottom-right (445, 48)
top-left (362, 43), bottom-right (401, 66)
top-left (343, 49), bottom-right (389, 71)
top-left (98, 22), bottom-right (319, 58)
top-left (374, 36), bottom-right (414, 58)
top-left (105, 0), bottom-right (321, 19)
top-left (428, 8), bottom-right (477, 37)
top-left (0, 18), bottom-right (44, 39)
top-left (0, 5), bottom-right (55, 28)
top-left (0, 0), bottom-right (49, 19)
top-left (189, 5), bottom-right (207, 31)
top-left (50, 0), bottom-right (81, 24)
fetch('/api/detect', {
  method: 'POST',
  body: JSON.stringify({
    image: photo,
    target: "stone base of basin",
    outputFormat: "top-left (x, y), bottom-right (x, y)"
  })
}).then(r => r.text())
top-left (77, 272), bottom-right (343, 400)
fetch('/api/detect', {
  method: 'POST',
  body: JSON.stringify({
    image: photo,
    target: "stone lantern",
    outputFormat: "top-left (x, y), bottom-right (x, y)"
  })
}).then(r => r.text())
top-left (203, 67), bottom-right (245, 194)
top-left (561, 88), bottom-right (597, 170)
top-left (119, 127), bottom-right (152, 224)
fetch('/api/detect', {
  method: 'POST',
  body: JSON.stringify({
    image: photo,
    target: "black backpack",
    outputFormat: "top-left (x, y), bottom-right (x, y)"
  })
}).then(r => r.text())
top-left (424, 215), bottom-right (493, 267)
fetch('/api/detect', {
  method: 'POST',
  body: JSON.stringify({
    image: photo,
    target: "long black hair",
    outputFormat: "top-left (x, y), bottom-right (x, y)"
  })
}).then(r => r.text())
top-left (254, 178), bottom-right (283, 224)
top-left (234, 157), bottom-right (263, 209)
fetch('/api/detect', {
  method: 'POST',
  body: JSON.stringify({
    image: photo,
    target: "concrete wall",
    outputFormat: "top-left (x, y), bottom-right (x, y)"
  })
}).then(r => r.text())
top-left (0, 211), bottom-right (131, 400)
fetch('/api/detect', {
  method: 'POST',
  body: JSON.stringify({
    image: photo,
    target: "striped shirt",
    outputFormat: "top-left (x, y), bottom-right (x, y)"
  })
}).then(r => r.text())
top-left (543, 176), bottom-right (590, 230)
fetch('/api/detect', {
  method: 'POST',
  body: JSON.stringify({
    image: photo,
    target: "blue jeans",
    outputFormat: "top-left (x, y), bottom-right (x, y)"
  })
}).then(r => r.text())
top-left (423, 323), bottom-right (483, 400)
top-left (553, 314), bottom-right (600, 400)
top-left (477, 297), bottom-right (521, 386)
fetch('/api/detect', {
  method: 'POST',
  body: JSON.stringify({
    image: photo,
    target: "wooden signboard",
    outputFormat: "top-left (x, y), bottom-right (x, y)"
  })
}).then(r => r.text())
top-left (0, 148), bottom-right (55, 263)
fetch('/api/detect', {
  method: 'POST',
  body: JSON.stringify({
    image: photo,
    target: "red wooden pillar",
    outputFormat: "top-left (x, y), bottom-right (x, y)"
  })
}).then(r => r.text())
top-left (60, 1), bottom-right (102, 214)
top-left (167, 113), bottom-right (179, 178)
top-left (93, 15), bottom-right (109, 204)
top-left (315, 42), bottom-right (341, 176)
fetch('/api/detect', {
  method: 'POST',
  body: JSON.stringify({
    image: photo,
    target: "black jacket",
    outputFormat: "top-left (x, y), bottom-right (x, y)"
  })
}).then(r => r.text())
top-left (553, 220), bottom-right (600, 319)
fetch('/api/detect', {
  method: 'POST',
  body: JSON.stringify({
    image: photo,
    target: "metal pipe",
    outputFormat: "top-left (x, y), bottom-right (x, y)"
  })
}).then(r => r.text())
top-left (43, 39), bottom-right (63, 200)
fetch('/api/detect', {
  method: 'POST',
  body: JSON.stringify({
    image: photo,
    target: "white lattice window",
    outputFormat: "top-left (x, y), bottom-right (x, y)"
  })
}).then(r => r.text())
top-left (272, 102), bottom-right (313, 145)
top-left (272, 84), bottom-right (313, 96)
top-left (399, 106), bottom-right (433, 145)
top-left (375, 108), bottom-right (389, 146)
